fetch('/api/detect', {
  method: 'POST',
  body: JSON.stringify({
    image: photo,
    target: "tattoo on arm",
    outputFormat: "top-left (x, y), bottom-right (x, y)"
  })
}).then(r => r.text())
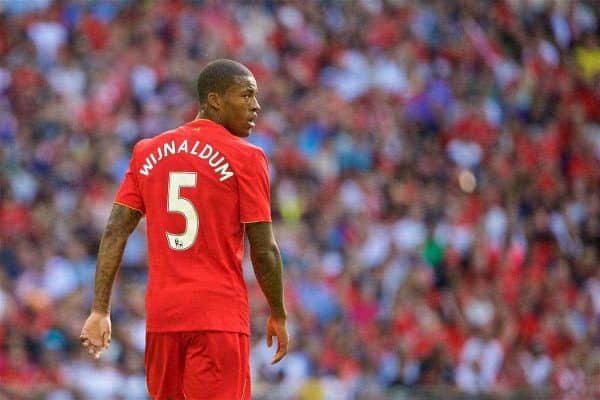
top-left (92, 204), bottom-right (142, 313)
top-left (246, 222), bottom-right (286, 318)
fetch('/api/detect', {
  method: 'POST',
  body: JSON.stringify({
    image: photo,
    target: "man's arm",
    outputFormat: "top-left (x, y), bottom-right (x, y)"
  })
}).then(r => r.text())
top-left (80, 203), bottom-right (141, 359)
top-left (245, 222), bottom-right (288, 363)
top-left (92, 203), bottom-right (142, 312)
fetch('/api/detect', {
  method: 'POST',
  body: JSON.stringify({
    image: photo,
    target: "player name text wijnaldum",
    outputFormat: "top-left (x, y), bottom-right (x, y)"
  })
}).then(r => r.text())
top-left (139, 139), bottom-right (234, 182)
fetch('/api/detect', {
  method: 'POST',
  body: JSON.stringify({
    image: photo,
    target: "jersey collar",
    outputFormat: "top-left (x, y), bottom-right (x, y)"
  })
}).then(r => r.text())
top-left (185, 118), bottom-right (222, 129)
top-left (184, 118), bottom-right (244, 142)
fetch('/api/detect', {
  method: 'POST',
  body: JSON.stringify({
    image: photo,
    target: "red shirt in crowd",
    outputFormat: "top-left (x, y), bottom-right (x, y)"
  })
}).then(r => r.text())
top-left (115, 119), bottom-right (271, 334)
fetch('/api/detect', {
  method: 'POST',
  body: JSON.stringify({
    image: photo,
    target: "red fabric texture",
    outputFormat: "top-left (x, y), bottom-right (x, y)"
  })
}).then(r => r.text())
top-left (115, 119), bottom-right (271, 334)
top-left (145, 331), bottom-right (250, 400)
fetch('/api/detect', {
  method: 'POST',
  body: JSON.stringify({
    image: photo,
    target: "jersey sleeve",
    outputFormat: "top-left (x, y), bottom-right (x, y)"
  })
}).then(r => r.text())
top-left (239, 148), bottom-right (271, 223)
top-left (114, 143), bottom-right (145, 214)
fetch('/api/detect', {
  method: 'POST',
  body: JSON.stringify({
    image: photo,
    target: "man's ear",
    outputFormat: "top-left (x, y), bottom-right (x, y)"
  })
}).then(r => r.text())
top-left (207, 92), bottom-right (221, 111)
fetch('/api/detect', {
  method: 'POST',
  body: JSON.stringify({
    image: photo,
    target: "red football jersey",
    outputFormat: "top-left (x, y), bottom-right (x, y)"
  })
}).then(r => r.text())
top-left (114, 119), bottom-right (271, 334)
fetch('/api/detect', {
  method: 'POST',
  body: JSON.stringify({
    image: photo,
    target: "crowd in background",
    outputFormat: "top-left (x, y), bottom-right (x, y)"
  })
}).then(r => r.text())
top-left (0, 0), bottom-right (599, 398)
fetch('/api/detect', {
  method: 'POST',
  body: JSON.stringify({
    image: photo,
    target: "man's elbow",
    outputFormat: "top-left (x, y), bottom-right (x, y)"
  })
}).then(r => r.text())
top-left (251, 242), bottom-right (280, 263)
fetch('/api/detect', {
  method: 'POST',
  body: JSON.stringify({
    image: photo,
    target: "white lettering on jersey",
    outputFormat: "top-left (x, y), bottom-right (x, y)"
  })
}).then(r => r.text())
top-left (190, 140), bottom-right (200, 155)
top-left (214, 162), bottom-right (234, 182)
top-left (139, 157), bottom-right (154, 176)
top-left (164, 140), bottom-right (176, 157)
top-left (208, 152), bottom-right (224, 167)
top-left (177, 139), bottom-right (188, 153)
top-left (137, 139), bottom-right (235, 182)
top-left (199, 144), bottom-right (213, 159)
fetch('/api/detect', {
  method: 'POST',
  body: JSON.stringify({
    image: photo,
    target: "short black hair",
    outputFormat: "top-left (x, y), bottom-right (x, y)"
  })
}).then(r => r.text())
top-left (196, 59), bottom-right (253, 104)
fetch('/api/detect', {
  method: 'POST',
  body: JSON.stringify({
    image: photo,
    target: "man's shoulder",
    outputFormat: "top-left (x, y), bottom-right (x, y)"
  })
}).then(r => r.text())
top-left (227, 140), bottom-right (268, 172)
top-left (238, 139), bottom-right (265, 154)
top-left (132, 128), bottom-right (181, 152)
top-left (233, 138), bottom-right (266, 158)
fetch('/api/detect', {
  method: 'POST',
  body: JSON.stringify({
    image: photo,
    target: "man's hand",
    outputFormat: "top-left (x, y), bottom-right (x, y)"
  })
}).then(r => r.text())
top-left (266, 314), bottom-right (288, 364)
top-left (80, 311), bottom-right (111, 359)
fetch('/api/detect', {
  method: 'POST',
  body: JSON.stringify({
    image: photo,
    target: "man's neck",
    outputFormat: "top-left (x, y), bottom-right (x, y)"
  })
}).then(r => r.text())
top-left (195, 110), bottom-right (221, 125)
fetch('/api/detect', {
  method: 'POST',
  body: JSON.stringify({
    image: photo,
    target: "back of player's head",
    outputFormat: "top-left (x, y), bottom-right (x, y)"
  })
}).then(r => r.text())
top-left (196, 59), bottom-right (253, 105)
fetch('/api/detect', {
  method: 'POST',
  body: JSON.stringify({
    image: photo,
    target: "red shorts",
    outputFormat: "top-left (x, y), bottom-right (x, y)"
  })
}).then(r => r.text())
top-left (145, 331), bottom-right (250, 400)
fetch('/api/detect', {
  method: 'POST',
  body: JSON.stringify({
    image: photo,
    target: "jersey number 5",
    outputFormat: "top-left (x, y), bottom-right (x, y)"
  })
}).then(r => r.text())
top-left (166, 172), bottom-right (198, 250)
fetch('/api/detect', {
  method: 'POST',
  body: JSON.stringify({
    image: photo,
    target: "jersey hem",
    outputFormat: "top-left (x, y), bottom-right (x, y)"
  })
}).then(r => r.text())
top-left (113, 201), bottom-right (145, 215)
top-left (241, 219), bottom-right (272, 224)
top-left (146, 327), bottom-right (250, 336)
